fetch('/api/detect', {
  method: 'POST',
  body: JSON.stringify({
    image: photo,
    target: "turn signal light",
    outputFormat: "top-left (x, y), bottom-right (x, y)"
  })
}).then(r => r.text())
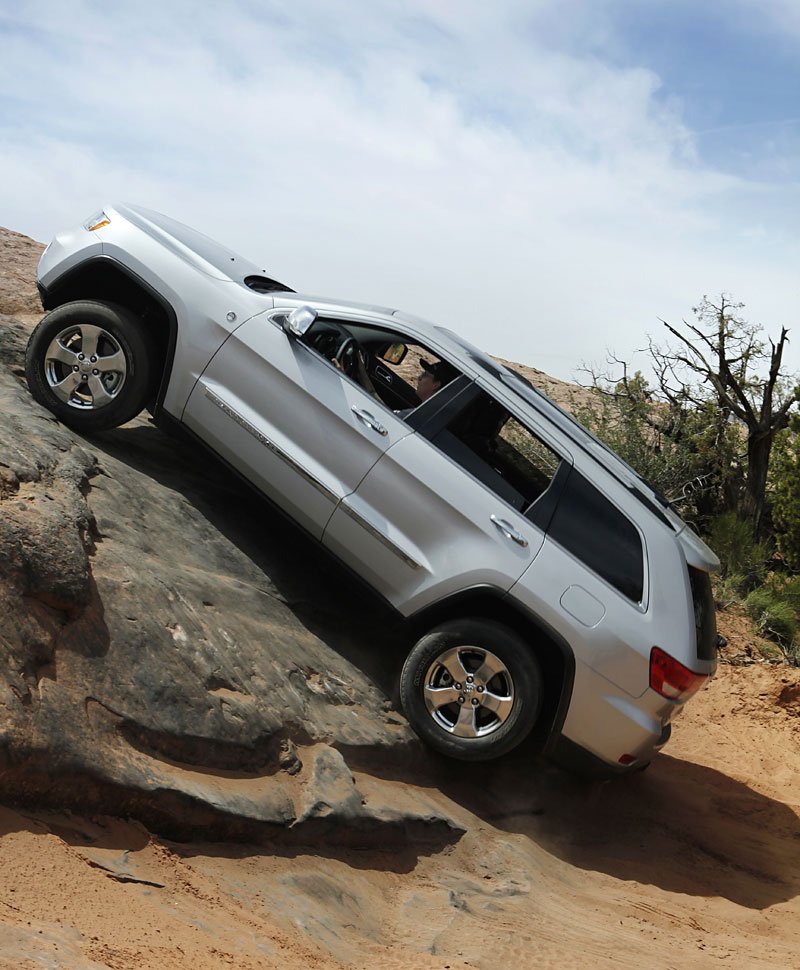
top-left (84, 210), bottom-right (110, 231)
top-left (649, 647), bottom-right (708, 701)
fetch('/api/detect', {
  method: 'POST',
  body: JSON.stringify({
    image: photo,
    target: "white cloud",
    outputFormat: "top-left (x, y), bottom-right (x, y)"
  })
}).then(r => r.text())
top-left (733, 0), bottom-right (800, 37)
top-left (1, 0), bottom-right (798, 379)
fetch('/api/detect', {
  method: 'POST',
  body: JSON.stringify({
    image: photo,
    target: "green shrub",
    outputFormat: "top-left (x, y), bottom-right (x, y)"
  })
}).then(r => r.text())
top-left (761, 603), bottom-right (796, 647)
top-left (714, 573), bottom-right (747, 608)
top-left (757, 640), bottom-right (786, 662)
top-left (708, 513), bottom-right (769, 584)
top-left (745, 588), bottom-right (797, 647)
top-left (573, 381), bottom-right (708, 506)
top-left (769, 574), bottom-right (800, 612)
top-left (771, 423), bottom-right (800, 570)
top-left (745, 587), bottom-right (772, 617)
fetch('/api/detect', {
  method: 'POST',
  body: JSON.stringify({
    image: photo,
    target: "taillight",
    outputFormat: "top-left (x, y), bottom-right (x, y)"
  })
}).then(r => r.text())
top-left (649, 646), bottom-right (708, 701)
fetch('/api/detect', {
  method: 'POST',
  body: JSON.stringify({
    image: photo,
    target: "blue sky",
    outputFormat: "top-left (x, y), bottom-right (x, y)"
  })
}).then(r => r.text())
top-left (1, 0), bottom-right (798, 380)
top-left (602, 2), bottom-right (800, 183)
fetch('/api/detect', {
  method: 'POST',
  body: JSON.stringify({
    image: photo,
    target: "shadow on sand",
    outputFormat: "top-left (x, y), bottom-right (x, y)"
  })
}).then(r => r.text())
top-left (315, 726), bottom-right (800, 909)
top-left (428, 747), bottom-right (800, 910)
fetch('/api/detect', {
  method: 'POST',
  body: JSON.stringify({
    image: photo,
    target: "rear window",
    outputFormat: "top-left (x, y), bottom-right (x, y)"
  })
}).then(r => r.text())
top-left (549, 472), bottom-right (644, 603)
top-left (689, 567), bottom-right (717, 660)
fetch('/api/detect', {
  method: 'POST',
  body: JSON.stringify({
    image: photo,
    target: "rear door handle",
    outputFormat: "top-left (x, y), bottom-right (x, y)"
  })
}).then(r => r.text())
top-left (351, 407), bottom-right (388, 436)
top-left (490, 514), bottom-right (528, 547)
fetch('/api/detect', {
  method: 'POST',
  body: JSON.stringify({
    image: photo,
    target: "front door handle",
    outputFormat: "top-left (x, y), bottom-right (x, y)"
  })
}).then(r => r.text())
top-left (351, 407), bottom-right (388, 436)
top-left (490, 514), bottom-right (529, 547)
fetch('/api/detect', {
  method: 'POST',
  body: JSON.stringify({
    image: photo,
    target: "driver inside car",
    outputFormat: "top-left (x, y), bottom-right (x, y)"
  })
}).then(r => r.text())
top-left (395, 358), bottom-right (458, 418)
top-left (332, 338), bottom-right (382, 401)
top-left (329, 329), bottom-right (458, 417)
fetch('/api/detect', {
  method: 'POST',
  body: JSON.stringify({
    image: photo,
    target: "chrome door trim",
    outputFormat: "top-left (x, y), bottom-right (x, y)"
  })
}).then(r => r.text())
top-left (339, 501), bottom-right (421, 570)
top-left (204, 386), bottom-right (339, 504)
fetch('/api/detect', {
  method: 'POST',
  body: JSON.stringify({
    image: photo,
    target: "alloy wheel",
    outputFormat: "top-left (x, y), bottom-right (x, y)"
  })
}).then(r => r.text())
top-left (44, 323), bottom-right (127, 410)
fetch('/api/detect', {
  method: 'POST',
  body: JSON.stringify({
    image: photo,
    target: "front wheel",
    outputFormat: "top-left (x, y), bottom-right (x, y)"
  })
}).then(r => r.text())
top-left (25, 300), bottom-right (157, 432)
top-left (399, 619), bottom-right (542, 762)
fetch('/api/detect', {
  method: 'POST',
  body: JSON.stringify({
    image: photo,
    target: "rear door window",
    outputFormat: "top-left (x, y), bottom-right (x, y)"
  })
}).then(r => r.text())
top-left (424, 387), bottom-right (563, 516)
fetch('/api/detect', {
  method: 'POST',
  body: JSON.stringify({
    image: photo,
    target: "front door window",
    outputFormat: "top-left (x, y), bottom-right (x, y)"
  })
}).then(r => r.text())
top-left (299, 318), bottom-right (462, 421)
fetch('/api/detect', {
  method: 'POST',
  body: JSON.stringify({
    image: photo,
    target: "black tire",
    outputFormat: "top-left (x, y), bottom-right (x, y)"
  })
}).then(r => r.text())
top-left (25, 300), bottom-right (157, 432)
top-left (399, 618), bottom-right (542, 762)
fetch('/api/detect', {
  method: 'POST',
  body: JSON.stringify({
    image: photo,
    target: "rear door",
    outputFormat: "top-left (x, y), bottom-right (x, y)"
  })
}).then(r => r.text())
top-left (322, 382), bottom-right (572, 613)
top-left (181, 309), bottom-right (412, 540)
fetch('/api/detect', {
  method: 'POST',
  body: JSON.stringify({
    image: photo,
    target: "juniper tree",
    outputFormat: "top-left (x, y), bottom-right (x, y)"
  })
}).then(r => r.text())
top-left (582, 295), bottom-right (799, 538)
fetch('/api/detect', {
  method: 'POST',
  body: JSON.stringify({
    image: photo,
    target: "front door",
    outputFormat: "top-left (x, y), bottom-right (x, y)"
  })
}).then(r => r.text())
top-left (182, 310), bottom-right (412, 539)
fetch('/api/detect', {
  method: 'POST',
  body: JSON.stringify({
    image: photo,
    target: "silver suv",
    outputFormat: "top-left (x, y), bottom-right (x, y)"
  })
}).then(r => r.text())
top-left (25, 204), bottom-right (719, 774)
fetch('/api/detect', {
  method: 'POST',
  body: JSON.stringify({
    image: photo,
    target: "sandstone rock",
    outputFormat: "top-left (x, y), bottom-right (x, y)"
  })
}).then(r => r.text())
top-left (0, 226), bottom-right (42, 317)
top-left (0, 228), bottom-right (464, 846)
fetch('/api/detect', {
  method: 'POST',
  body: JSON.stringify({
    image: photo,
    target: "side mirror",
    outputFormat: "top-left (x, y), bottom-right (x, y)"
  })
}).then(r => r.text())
top-left (282, 305), bottom-right (317, 338)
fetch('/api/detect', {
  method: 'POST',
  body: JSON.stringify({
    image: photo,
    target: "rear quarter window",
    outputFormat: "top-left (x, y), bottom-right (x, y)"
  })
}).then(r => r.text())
top-left (549, 472), bottom-right (644, 603)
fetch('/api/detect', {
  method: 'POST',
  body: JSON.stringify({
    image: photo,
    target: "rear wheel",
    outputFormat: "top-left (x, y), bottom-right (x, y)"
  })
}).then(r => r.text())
top-left (25, 300), bottom-right (157, 431)
top-left (400, 618), bottom-right (542, 761)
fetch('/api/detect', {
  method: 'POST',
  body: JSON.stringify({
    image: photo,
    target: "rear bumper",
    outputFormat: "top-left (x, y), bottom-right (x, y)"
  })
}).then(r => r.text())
top-left (548, 723), bottom-right (670, 779)
top-left (556, 656), bottom-right (677, 774)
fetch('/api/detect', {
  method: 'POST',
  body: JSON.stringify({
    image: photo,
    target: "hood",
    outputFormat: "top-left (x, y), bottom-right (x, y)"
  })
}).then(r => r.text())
top-left (110, 203), bottom-right (270, 283)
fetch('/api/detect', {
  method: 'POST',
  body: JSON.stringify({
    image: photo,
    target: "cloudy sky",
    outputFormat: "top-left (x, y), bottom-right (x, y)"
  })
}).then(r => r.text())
top-left (1, 0), bottom-right (799, 380)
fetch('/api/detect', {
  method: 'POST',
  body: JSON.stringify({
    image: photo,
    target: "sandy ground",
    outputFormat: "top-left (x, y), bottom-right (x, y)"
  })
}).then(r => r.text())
top-left (1, 610), bottom-right (798, 970)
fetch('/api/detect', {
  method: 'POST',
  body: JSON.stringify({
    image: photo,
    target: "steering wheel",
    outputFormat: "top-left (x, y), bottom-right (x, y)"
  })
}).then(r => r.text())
top-left (335, 337), bottom-right (359, 378)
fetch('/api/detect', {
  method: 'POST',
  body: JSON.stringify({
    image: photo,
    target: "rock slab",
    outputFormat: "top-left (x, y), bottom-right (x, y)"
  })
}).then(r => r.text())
top-left (0, 228), bottom-right (461, 847)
